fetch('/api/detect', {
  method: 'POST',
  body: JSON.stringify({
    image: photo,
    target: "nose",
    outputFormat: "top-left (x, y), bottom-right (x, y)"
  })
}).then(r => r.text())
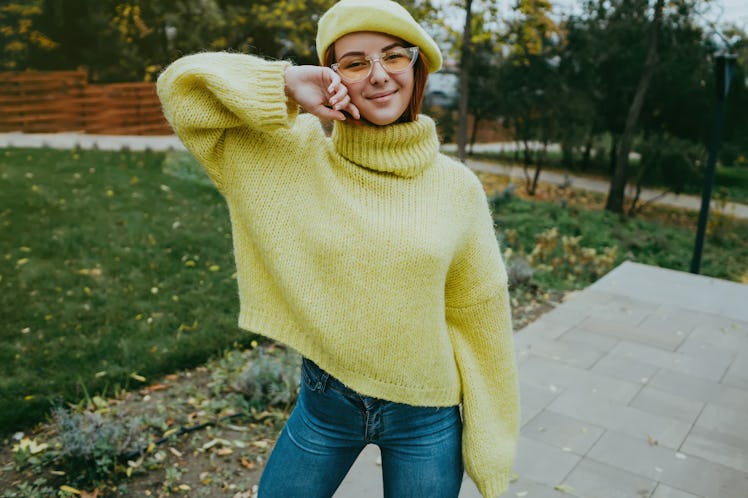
top-left (368, 59), bottom-right (389, 83)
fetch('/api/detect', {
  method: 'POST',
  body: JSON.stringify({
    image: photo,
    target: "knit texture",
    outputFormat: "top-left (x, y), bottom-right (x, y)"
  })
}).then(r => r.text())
top-left (316, 0), bottom-right (443, 72)
top-left (157, 52), bottom-right (519, 498)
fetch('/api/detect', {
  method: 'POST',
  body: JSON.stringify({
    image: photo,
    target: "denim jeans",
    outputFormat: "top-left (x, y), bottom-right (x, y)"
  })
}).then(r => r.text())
top-left (258, 358), bottom-right (463, 498)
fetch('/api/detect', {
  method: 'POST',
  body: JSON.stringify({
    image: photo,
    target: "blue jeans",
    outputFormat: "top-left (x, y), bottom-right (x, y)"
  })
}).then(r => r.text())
top-left (258, 359), bottom-right (464, 498)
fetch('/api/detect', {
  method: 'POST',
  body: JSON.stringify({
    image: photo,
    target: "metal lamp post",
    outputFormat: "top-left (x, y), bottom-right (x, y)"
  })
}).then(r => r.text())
top-left (690, 53), bottom-right (737, 274)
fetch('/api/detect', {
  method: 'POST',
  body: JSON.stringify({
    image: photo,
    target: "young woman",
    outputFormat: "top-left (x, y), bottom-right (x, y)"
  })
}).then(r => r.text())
top-left (156, 1), bottom-right (519, 497)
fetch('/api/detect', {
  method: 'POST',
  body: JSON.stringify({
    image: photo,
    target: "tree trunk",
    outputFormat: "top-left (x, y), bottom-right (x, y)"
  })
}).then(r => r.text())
top-left (469, 113), bottom-right (481, 155)
top-left (605, 0), bottom-right (664, 214)
top-left (456, 0), bottom-right (473, 162)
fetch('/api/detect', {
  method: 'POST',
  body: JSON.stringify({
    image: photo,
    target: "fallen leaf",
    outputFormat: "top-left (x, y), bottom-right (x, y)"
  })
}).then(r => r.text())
top-left (13, 437), bottom-right (49, 455)
top-left (554, 484), bottom-right (575, 493)
top-left (169, 447), bottom-right (183, 458)
top-left (216, 447), bottom-right (233, 456)
top-left (647, 435), bottom-right (658, 446)
top-left (146, 383), bottom-right (171, 392)
top-left (60, 485), bottom-right (81, 495)
top-left (240, 457), bottom-right (256, 469)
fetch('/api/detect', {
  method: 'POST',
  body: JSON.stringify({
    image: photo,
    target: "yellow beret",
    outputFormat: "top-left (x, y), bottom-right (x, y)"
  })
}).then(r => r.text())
top-left (316, 0), bottom-right (443, 73)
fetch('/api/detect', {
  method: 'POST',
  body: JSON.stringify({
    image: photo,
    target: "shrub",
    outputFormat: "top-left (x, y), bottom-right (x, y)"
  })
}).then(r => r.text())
top-left (51, 405), bottom-right (147, 482)
top-left (232, 346), bottom-right (301, 410)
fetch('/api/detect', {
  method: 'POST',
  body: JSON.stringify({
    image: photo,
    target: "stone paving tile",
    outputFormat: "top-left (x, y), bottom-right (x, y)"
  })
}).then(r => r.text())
top-left (681, 425), bottom-right (748, 474)
top-left (628, 386), bottom-right (704, 425)
top-left (549, 389), bottom-right (690, 449)
top-left (674, 315), bottom-right (748, 349)
top-left (517, 317), bottom-right (574, 341)
top-left (505, 477), bottom-right (560, 498)
top-left (519, 356), bottom-right (641, 404)
top-left (587, 430), bottom-right (748, 498)
top-left (610, 340), bottom-right (734, 382)
top-left (648, 369), bottom-right (748, 412)
top-left (590, 353), bottom-right (659, 385)
top-left (580, 315), bottom-right (690, 351)
top-left (650, 484), bottom-right (703, 498)
top-left (722, 352), bottom-right (748, 390)
top-left (560, 458), bottom-right (658, 498)
top-left (556, 326), bottom-right (621, 354)
top-left (518, 381), bottom-right (563, 428)
top-left (533, 305), bottom-right (590, 330)
top-left (591, 262), bottom-right (748, 322)
top-left (514, 436), bottom-right (581, 487)
top-left (521, 410), bottom-right (604, 455)
top-left (680, 403), bottom-right (748, 473)
top-left (513, 334), bottom-right (604, 369)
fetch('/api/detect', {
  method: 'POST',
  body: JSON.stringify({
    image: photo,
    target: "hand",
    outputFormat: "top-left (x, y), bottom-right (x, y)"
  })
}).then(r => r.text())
top-left (285, 66), bottom-right (360, 121)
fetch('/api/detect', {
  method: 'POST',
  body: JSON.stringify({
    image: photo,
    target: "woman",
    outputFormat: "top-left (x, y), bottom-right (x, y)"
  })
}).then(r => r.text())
top-left (156, 1), bottom-right (519, 497)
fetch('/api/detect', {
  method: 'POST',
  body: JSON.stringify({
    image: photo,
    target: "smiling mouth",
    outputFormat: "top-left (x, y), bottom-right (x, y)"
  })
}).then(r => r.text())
top-left (367, 90), bottom-right (397, 101)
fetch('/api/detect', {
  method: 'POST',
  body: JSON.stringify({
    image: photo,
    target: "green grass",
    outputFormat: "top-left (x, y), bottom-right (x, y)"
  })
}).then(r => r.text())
top-left (0, 148), bottom-right (253, 434)
top-left (493, 195), bottom-right (748, 289)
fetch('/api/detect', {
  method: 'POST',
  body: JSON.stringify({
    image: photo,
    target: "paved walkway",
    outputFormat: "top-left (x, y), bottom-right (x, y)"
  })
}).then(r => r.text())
top-left (334, 262), bottom-right (748, 498)
top-left (1, 133), bottom-right (746, 219)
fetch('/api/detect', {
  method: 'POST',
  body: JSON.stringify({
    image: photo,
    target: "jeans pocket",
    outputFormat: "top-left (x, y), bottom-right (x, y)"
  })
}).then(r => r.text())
top-left (301, 358), bottom-right (329, 393)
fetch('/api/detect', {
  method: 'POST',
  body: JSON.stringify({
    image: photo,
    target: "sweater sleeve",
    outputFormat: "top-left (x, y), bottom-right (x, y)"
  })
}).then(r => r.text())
top-left (156, 52), bottom-right (299, 192)
top-left (445, 177), bottom-right (520, 498)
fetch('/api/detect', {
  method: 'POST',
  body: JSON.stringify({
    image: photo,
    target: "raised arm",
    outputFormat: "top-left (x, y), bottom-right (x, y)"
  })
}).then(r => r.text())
top-left (157, 53), bottom-right (359, 191)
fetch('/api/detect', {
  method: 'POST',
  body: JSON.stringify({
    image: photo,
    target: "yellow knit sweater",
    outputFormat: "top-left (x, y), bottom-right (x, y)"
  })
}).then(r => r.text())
top-left (157, 52), bottom-right (519, 498)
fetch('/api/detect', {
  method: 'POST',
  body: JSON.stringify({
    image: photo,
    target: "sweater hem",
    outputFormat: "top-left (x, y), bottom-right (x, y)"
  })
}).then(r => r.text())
top-left (238, 309), bottom-right (461, 408)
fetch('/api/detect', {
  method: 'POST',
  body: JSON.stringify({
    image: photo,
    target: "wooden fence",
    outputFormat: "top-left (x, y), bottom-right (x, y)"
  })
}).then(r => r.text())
top-left (0, 70), bottom-right (172, 135)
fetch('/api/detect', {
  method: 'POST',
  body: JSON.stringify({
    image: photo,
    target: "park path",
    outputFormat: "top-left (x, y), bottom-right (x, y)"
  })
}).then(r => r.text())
top-left (2, 132), bottom-right (746, 219)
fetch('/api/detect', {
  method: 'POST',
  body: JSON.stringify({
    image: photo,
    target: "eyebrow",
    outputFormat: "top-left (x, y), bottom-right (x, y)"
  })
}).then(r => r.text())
top-left (338, 42), bottom-right (403, 59)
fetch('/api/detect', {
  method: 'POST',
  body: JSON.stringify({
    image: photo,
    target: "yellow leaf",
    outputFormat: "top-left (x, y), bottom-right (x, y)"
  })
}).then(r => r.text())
top-left (130, 373), bottom-right (146, 382)
top-left (553, 484), bottom-right (574, 493)
top-left (60, 485), bottom-right (81, 495)
top-left (16, 258), bottom-right (29, 266)
top-left (209, 265), bottom-right (220, 272)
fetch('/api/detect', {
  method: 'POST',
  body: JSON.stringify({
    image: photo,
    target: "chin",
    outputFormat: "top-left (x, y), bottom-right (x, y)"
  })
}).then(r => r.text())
top-left (361, 108), bottom-right (410, 126)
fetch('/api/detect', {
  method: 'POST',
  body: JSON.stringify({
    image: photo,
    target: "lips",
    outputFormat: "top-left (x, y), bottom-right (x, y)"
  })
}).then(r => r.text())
top-left (367, 90), bottom-right (397, 102)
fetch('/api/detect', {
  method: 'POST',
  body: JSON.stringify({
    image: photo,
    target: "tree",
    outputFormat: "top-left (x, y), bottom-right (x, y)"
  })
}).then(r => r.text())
top-left (0, 1), bottom-right (58, 70)
top-left (605, 0), bottom-right (665, 214)
top-left (456, 0), bottom-right (474, 162)
top-left (500, 0), bottom-right (564, 194)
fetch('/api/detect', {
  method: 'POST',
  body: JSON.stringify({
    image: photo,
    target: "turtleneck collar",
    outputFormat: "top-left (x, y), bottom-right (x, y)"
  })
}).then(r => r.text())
top-left (331, 115), bottom-right (440, 178)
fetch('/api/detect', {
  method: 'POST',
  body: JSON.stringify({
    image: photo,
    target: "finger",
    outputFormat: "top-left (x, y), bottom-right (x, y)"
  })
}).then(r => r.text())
top-left (313, 104), bottom-right (346, 121)
top-left (331, 94), bottom-right (350, 111)
top-left (328, 83), bottom-right (349, 108)
top-left (345, 102), bottom-right (361, 120)
top-left (325, 69), bottom-right (342, 94)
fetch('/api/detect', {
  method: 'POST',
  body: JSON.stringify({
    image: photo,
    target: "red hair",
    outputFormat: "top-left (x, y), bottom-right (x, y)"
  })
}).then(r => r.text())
top-left (323, 44), bottom-right (429, 123)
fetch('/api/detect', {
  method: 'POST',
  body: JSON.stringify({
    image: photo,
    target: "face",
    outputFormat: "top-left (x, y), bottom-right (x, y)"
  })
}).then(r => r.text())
top-left (333, 32), bottom-right (415, 126)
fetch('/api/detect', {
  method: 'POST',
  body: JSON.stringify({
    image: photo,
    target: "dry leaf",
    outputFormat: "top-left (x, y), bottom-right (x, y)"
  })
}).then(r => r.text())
top-left (554, 484), bottom-right (575, 493)
top-left (216, 447), bottom-right (234, 456)
top-left (647, 434), bottom-right (659, 446)
top-left (241, 457), bottom-right (256, 469)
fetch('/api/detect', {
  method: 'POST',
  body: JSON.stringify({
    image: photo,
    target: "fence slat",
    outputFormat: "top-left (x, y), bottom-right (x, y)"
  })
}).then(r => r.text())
top-left (0, 70), bottom-right (171, 135)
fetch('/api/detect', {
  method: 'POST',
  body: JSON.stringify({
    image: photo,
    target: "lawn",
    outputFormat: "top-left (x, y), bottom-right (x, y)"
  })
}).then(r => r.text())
top-left (0, 148), bottom-right (252, 434)
top-left (1, 147), bottom-right (747, 439)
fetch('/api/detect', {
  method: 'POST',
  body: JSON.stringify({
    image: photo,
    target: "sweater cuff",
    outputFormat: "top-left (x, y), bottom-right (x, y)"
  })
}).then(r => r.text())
top-left (250, 60), bottom-right (298, 130)
top-left (476, 471), bottom-right (510, 498)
